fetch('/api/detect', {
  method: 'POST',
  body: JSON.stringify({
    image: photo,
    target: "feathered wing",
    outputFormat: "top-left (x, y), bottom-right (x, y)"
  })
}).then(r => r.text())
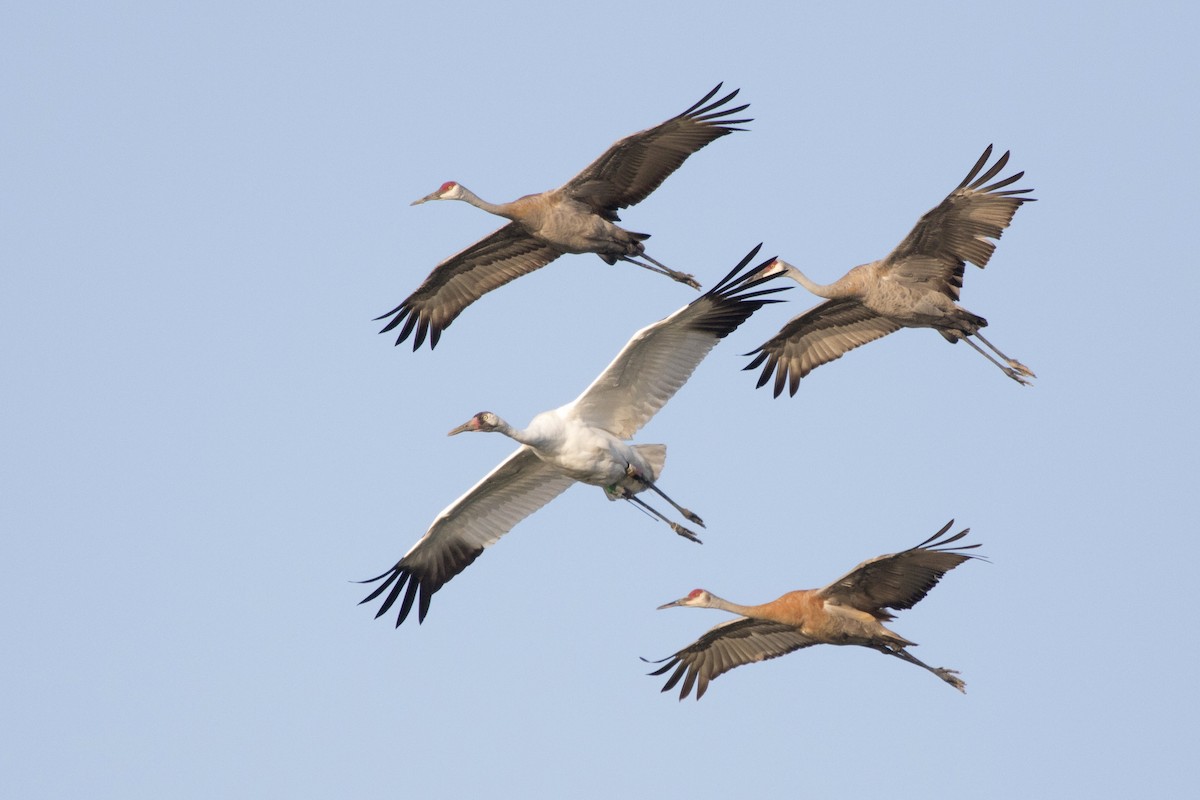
top-left (743, 298), bottom-right (904, 397)
top-left (646, 618), bottom-right (817, 700)
top-left (376, 223), bottom-right (562, 350)
top-left (568, 245), bottom-right (787, 438)
top-left (359, 447), bottom-right (575, 626)
top-left (563, 83), bottom-right (751, 217)
top-left (879, 145), bottom-right (1035, 300)
top-left (818, 521), bottom-right (983, 620)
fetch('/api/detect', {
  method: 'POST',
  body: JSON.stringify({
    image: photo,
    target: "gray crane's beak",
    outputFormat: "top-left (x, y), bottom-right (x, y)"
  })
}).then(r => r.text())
top-left (411, 191), bottom-right (440, 206)
top-left (447, 420), bottom-right (474, 436)
top-left (656, 598), bottom-right (685, 610)
top-left (757, 258), bottom-right (788, 279)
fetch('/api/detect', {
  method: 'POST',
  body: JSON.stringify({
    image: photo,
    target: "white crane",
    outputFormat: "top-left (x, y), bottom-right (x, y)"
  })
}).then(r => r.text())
top-left (745, 145), bottom-right (1035, 395)
top-left (378, 84), bottom-right (751, 350)
top-left (647, 521), bottom-right (983, 699)
top-left (360, 246), bottom-right (786, 626)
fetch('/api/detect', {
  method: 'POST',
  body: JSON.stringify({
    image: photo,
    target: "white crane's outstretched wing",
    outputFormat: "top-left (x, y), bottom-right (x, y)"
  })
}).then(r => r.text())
top-left (360, 447), bottom-right (575, 626)
top-left (645, 617), bottom-right (817, 700)
top-left (818, 521), bottom-right (983, 621)
top-left (879, 145), bottom-right (1035, 300)
top-left (569, 245), bottom-right (787, 438)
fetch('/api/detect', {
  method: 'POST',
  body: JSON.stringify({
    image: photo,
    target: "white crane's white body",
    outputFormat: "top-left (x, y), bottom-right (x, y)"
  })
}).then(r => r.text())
top-left (509, 407), bottom-right (665, 491)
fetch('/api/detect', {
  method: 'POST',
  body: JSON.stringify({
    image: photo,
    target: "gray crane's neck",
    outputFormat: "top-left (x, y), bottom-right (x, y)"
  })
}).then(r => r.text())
top-left (457, 186), bottom-right (507, 217)
top-left (707, 594), bottom-right (759, 618)
top-left (779, 262), bottom-right (853, 299)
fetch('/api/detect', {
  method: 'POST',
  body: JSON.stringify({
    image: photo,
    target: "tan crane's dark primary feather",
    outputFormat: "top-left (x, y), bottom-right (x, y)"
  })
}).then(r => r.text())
top-left (645, 618), bottom-right (818, 701)
top-left (565, 83), bottom-right (751, 217)
top-left (880, 145), bottom-right (1035, 301)
top-left (743, 298), bottom-right (904, 397)
top-left (358, 448), bottom-right (575, 626)
top-left (818, 520), bottom-right (983, 621)
top-left (375, 223), bottom-right (561, 350)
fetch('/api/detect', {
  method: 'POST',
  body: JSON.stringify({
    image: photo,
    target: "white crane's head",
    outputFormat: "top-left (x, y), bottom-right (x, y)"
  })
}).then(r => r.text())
top-left (657, 589), bottom-right (713, 610)
top-left (412, 181), bottom-right (466, 205)
top-left (448, 411), bottom-right (502, 436)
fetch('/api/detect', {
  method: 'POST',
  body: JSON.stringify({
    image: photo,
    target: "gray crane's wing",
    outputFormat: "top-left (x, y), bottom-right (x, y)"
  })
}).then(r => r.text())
top-left (879, 145), bottom-right (1035, 299)
top-left (376, 222), bottom-right (562, 350)
top-left (568, 246), bottom-right (786, 439)
top-left (742, 298), bottom-right (904, 397)
top-left (646, 618), bottom-right (817, 701)
top-left (818, 521), bottom-right (983, 621)
top-left (562, 83), bottom-right (750, 218)
top-left (359, 447), bottom-right (575, 626)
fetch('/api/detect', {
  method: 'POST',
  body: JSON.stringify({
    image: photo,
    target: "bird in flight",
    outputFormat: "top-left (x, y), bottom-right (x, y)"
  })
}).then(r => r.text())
top-left (745, 145), bottom-right (1035, 396)
top-left (647, 521), bottom-right (983, 699)
top-left (379, 84), bottom-right (751, 350)
top-left (361, 246), bottom-right (786, 627)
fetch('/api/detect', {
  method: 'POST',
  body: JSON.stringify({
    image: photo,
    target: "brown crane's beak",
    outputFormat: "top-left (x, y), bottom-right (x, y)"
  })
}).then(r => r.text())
top-left (447, 420), bottom-right (474, 436)
top-left (656, 597), bottom-right (685, 610)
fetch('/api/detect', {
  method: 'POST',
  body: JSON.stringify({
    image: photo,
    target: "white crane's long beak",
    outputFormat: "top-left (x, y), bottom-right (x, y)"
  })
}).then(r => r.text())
top-left (656, 598), bottom-right (686, 610)
top-left (447, 420), bottom-right (474, 436)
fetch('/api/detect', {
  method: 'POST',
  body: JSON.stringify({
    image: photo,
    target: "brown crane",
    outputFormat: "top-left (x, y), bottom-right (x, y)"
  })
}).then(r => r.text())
top-left (744, 145), bottom-right (1036, 396)
top-left (647, 521), bottom-right (983, 700)
top-left (378, 84), bottom-right (751, 350)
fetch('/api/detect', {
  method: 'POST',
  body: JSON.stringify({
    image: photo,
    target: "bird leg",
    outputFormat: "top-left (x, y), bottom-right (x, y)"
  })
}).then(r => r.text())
top-left (880, 646), bottom-right (966, 693)
top-left (963, 336), bottom-right (1035, 386)
top-left (618, 254), bottom-right (702, 290)
top-left (624, 464), bottom-right (706, 528)
top-left (621, 493), bottom-right (703, 543)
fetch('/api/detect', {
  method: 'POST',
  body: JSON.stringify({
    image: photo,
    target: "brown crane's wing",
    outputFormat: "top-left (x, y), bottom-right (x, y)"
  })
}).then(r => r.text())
top-left (645, 618), bottom-right (817, 701)
top-left (562, 83), bottom-right (751, 219)
top-left (818, 521), bottom-right (983, 621)
top-left (376, 222), bottom-right (562, 350)
top-left (359, 447), bottom-right (576, 626)
top-left (569, 246), bottom-right (787, 439)
top-left (878, 145), bottom-right (1035, 301)
top-left (742, 298), bottom-right (903, 397)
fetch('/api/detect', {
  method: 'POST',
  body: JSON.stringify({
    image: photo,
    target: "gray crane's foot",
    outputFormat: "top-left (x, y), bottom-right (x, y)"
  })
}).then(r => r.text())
top-left (669, 270), bottom-right (702, 290)
top-left (681, 508), bottom-right (706, 528)
top-left (1010, 359), bottom-right (1036, 378)
top-left (670, 523), bottom-right (703, 544)
top-left (936, 667), bottom-right (966, 693)
top-left (1004, 367), bottom-right (1033, 387)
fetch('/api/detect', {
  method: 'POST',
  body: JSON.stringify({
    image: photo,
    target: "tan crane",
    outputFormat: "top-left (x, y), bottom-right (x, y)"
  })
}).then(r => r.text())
top-left (360, 247), bottom-right (786, 626)
top-left (745, 145), bottom-right (1035, 395)
top-left (378, 84), bottom-right (751, 350)
top-left (647, 521), bottom-right (983, 699)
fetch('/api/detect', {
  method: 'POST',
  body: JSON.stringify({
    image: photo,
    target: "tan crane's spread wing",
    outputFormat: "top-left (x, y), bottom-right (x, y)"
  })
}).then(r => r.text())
top-left (569, 245), bottom-right (787, 439)
top-left (563, 83), bottom-right (751, 218)
top-left (359, 447), bottom-right (576, 626)
top-left (818, 521), bottom-right (983, 621)
top-left (742, 298), bottom-right (904, 397)
top-left (879, 145), bottom-right (1035, 300)
top-left (376, 222), bottom-right (562, 350)
top-left (646, 618), bottom-right (817, 701)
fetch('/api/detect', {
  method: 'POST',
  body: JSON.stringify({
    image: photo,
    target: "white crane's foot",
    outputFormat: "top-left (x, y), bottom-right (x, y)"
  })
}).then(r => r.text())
top-left (681, 509), bottom-right (705, 528)
top-left (937, 667), bottom-right (966, 693)
top-left (670, 523), bottom-right (703, 544)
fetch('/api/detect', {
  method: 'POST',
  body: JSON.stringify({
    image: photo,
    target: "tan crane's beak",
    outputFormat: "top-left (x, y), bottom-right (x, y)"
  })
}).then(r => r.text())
top-left (410, 192), bottom-right (436, 206)
top-left (656, 597), bottom-right (686, 610)
top-left (758, 258), bottom-right (788, 279)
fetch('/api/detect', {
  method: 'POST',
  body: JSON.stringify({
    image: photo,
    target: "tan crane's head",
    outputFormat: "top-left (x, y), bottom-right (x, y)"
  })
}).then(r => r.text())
top-left (448, 411), bottom-right (502, 436)
top-left (412, 181), bottom-right (465, 205)
top-left (657, 589), bottom-right (713, 610)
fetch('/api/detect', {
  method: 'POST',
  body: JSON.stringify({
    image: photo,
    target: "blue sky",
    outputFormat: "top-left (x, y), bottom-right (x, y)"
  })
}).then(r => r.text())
top-left (4, 2), bottom-right (1198, 797)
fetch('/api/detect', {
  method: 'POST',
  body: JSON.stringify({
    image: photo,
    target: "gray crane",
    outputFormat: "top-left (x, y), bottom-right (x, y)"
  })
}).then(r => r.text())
top-left (745, 146), bottom-right (1035, 395)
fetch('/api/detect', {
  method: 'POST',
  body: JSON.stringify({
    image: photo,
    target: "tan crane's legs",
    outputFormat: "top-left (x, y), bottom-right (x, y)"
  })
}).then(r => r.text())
top-left (963, 333), bottom-right (1036, 386)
